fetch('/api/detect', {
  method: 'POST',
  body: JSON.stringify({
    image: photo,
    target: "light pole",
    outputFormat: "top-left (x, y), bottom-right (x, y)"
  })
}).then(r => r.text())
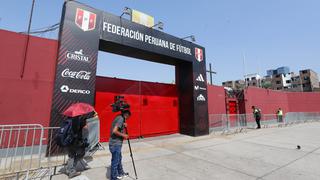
top-left (181, 35), bottom-right (196, 42)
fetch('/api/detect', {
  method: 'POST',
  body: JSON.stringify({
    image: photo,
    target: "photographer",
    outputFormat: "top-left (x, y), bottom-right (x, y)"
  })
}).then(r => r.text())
top-left (109, 110), bottom-right (131, 180)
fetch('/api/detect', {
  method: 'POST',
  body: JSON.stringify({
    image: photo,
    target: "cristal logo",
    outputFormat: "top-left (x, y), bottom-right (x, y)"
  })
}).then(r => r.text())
top-left (60, 85), bottom-right (90, 95)
top-left (66, 49), bottom-right (90, 62)
top-left (61, 68), bottom-right (91, 80)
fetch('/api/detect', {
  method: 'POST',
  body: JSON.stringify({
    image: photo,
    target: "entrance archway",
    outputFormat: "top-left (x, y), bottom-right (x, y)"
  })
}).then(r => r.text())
top-left (50, 1), bottom-right (209, 140)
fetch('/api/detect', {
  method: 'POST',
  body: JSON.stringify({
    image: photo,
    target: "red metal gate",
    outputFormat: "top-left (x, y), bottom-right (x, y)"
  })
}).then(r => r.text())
top-left (95, 76), bottom-right (179, 142)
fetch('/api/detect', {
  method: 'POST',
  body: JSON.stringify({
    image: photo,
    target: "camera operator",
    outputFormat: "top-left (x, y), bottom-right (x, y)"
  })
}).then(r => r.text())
top-left (108, 109), bottom-right (131, 180)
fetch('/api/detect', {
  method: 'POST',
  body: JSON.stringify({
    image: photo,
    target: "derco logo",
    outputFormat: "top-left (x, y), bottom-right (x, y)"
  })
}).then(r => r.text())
top-left (66, 49), bottom-right (90, 62)
top-left (60, 85), bottom-right (69, 93)
top-left (60, 85), bottom-right (91, 95)
top-left (197, 94), bottom-right (206, 101)
top-left (195, 47), bottom-right (203, 62)
top-left (75, 8), bottom-right (96, 31)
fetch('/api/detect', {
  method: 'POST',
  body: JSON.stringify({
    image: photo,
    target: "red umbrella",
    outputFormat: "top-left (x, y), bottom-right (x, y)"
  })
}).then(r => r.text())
top-left (63, 102), bottom-right (95, 117)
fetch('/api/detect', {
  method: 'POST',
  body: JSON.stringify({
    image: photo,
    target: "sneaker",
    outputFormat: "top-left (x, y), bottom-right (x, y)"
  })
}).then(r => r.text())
top-left (68, 171), bottom-right (81, 178)
top-left (83, 165), bottom-right (91, 170)
top-left (120, 172), bottom-right (129, 178)
top-left (116, 176), bottom-right (123, 180)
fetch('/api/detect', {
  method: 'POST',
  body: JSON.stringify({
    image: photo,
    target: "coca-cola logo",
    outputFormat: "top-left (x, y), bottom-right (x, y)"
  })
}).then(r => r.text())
top-left (61, 68), bottom-right (91, 80)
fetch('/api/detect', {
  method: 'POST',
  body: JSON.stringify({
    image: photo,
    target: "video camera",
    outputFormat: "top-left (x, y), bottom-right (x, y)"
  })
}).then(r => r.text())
top-left (111, 95), bottom-right (130, 112)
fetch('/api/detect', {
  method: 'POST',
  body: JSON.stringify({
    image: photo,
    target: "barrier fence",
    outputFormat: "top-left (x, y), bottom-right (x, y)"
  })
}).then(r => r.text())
top-left (209, 112), bottom-right (320, 134)
top-left (285, 112), bottom-right (320, 124)
top-left (0, 124), bottom-right (65, 179)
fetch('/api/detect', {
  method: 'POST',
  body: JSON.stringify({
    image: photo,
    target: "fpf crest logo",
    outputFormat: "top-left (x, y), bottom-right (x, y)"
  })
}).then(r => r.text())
top-left (195, 47), bottom-right (203, 62)
top-left (75, 8), bottom-right (96, 31)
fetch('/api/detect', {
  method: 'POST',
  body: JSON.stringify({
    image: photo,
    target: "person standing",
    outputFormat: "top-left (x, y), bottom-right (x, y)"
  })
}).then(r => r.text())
top-left (277, 108), bottom-right (283, 122)
top-left (109, 110), bottom-right (131, 180)
top-left (252, 106), bottom-right (261, 129)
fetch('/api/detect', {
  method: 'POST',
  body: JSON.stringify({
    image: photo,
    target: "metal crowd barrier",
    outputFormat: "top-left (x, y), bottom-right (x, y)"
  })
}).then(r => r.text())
top-left (85, 116), bottom-right (102, 157)
top-left (284, 112), bottom-right (320, 124)
top-left (0, 124), bottom-right (65, 179)
top-left (209, 112), bottom-right (320, 134)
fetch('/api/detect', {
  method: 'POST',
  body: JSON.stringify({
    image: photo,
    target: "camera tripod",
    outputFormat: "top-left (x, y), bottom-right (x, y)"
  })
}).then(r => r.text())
top-left (125, 127), bottom-right (138, 179)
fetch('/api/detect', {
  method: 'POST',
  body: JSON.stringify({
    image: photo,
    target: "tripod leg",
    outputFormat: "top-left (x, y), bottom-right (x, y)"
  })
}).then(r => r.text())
top-left (125, 128), bottom-right (138, 179)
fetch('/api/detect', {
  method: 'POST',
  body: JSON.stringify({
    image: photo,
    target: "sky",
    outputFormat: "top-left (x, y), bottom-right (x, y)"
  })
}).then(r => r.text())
top-left (1, 0), bottom-right (319, 85)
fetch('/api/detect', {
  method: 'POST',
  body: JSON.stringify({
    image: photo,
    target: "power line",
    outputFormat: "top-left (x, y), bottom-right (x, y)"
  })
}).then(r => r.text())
top-left (19, 23), bottom-right (60, 35)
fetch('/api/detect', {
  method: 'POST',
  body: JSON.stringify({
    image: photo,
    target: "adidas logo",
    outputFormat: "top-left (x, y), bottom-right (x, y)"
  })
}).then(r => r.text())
top-left (197, 94), bottom-right (206, 101)
top-left (196, 74), bottom-right (205, 82)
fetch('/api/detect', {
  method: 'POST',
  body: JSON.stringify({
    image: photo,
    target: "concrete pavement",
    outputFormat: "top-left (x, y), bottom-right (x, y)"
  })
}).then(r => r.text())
top-left (53, 122), bottom-right (320, 180)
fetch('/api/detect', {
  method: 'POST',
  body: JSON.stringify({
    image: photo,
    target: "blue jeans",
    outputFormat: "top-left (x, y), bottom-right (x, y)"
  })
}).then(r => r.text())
top-left (109, 144), bottom-right (125, 180)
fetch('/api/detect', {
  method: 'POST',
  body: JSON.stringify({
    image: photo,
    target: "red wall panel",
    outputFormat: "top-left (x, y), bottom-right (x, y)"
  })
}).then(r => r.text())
top-left (0, 29), bottom-right (58, 126)
top-left (95, 77), bottom-right (179, 142)
top-left (140, 82), bottom-right (178, 136)
top-left (244, 87), bottom-right (289, 115)
top-left (287, 92), bottom-right (320, 112)
top-left (207, 85), bottom-right (227, 114)
top-left (244, 87), bottom-right (320, 114)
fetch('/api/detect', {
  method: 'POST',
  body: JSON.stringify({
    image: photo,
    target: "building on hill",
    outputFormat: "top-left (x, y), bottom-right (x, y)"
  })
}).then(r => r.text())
top-left (223, 67), bottom-right (319, 92)
top-left (299, 69), bottom-right (320, 92)
top-left (222, 80), bottom-right (245, 90)
top-left (244, 73), bottom-right (262, 87)
top-left (267, 66), bottom-right (290, 76)
top-left (271, 72), bottom-right (294, 91)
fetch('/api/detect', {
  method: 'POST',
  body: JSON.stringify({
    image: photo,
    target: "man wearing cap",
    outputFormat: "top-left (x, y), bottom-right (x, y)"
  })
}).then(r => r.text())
top-left (252, 106), bottom-right (262, 129)
top-left (108, 110), bottom-right (131, 180)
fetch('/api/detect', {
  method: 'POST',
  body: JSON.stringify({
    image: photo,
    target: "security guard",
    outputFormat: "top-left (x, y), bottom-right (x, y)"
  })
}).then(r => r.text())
top-left (277, 108), bottom-right (283, 122)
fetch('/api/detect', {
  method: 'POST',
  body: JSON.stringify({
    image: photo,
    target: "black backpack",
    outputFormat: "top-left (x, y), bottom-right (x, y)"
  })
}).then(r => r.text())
top-left (56, 119), bottom-right (75, 147)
